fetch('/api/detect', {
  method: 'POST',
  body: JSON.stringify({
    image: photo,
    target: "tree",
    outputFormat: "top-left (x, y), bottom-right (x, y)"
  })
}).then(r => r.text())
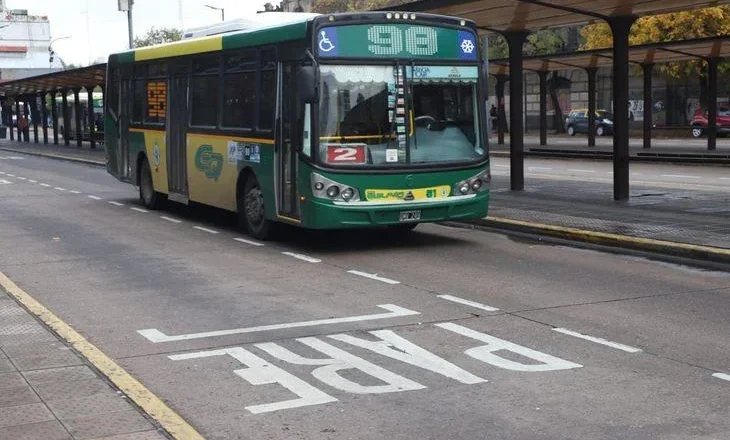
top-left (133, 27), bottom-right (183, 48)
top-left (311, 0), bottom-right (408, 13)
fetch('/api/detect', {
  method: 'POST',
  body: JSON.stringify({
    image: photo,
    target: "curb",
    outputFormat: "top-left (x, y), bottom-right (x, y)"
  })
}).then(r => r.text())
top-left (453, 216), bottom-right (730, 265)
top-left (0, 146), bottom-right (106, 167)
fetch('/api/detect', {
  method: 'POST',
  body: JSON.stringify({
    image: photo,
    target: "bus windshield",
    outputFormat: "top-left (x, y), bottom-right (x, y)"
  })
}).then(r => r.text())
top-left (318, 64), bottom-right (485, 167)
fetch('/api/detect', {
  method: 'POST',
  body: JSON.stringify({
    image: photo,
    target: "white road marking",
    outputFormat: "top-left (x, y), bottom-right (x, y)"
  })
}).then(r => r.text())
top-left (16, 177), bottom-right (26, 180)
top-left (53, 187), bottom-right (66, 191)
top-left (660, 174), bottom-right (701, 179)
top-left (0, 179), bottom-right (11, 184)
top-left (234, 237), bottom-right (265, 247)
top-left (437, 294), bottom-right (499, 312)
top-left (161, 216), bottom-right (182, 223)
top-left (712, 373), bottom-right (730, 382)
top-left (719, 177), bottom-right (730, 181)
top-left (493, 164), bottom-right (509, 168)
top-left (553, 328), bottom-right (642, 353)
top-left (138, 304), bottom-right (420, 343)
top-left (528, 167), bottom-right (552, 171)
top-left (39, 183), bottom-right (51, 187)
top-left (193, 226), bottom-right (218, 234)
top-left (69, 190), bottom-right (81, 194)
top-left (0, 171), bottom-right (5, 174)
top-left (347, 270), bottom-right (400, 285)
top-left (6, 174), bottom-right (15, 177)
top-left (28, 180), bottom-right (37, 183)
top-left (130, 207), bottom-right (149, 213)
top-left (87, 195), bottom-right (101, 200)
top-left (567, 169), bottom-right (595, 173)
top-left (108, 201), bottom-right (124, 206)
top-left (282, 252), bottom-right (321, 263)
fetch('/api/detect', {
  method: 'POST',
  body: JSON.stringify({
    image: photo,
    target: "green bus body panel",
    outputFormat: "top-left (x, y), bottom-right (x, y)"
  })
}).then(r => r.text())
top-left (295, 162), bottom-right (489, 229)
top-left (222, 21), bottom-right (309, 51)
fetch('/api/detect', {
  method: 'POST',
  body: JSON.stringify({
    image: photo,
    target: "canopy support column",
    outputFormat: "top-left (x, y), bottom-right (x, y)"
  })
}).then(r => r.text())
top-left (51, 93), bottom-right (59, 145)
top-left (74, 88), bottom-right (83, 148)
top-left (87, 87), bottom-right (96, 149)
top-left (504, 30), bottom-right (528, 191)
top-left (62, 90), bottom-right (70, 146)
top-left (8, 97), bottom-right (15, 141)
top-left (23, 101), bottom-right (30, 142)
top-left (30, 98), bottom-right (39, 144)
top-left (41, 93), bottom-right (49, 145)
top-left (538, 70), bottom-right (548, 146)
top-left (15, 98), bottom-right (22, 142)
top-left (608, 16), bottom-right (636, 201)
top-left (586, 67), bottom-right (598, 147)
top-left (707, 57), bottom-right (718, 152)
top-left (496, 74), bottom-right (507, 145)
top-left (643, 63), bottom-right (653, 150)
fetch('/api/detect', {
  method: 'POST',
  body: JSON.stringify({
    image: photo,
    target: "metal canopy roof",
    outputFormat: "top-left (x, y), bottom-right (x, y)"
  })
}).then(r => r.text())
top-left (389, 0), bottom-right (730, 32)
top-left (0, 63), bottom-right (106, 96)
top-left (489, 35), bottom-right (730, 75)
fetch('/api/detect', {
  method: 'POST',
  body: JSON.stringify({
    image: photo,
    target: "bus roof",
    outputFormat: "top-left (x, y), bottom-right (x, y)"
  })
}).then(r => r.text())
top-left (112, 12), bottom-right (319, 64)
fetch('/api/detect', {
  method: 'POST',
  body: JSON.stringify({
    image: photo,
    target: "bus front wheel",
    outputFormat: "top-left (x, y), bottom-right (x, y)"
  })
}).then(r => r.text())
top-left (139, 157), bottom-right (162, 209)
top-left (241, 177), bottom-right (271, 240)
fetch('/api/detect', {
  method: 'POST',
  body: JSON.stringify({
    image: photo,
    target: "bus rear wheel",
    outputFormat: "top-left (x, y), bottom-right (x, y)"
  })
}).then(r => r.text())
top-left (139, 157), bottom-right (162, 209)
top-left (242, 177), bottom-right (272, 240)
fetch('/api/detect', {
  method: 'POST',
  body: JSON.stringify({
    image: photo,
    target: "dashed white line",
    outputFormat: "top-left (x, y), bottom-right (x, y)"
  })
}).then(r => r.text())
top-left (69, 190), bottom-right (81, 194)
top-left (53, 187), bottom-right (66, 191)
top-left (437, 294), bottom-right (499, 312)
top-left (528, 167), bottom-right (552, 171)
top-left (712, 373), bottom-right (730, 382)
top-left (87, 195), bottom-right (101, 200)
top-left (193, 226), bottom-right (218, 234)
top-left (130, 207), bottom-right (149, 213)
top-left (39, 183), bottom-right (51, 187)
top-left (567, 169), bottom-right (595, 173)
top-left (719, 177), bottom-right (730, 181)
top-left (16, 177), bottom-right (26, 180)
top-left (347, 270), bottom-right (400, 285)
top-left (28, 179), bottom-right (37, 183)
top-left (108, 201), bottom-right (124, 206)
top-left (6, 174), bottom-right (15, 177)
top-left (553, 328), bottom-right (642, 353)
top-left (161, 216), bottom-right (182, 224)
top-left (282, 252), bottom-right (321, 263)
top-left (660, 174), bottom-right (701, 179)
top-left (233, 237), bottom-right (265, 247)
top-left (0, 171), bottom-right (5, 174)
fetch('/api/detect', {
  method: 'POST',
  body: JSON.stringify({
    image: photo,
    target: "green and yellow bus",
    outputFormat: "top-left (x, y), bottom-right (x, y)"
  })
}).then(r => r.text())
top-left (105, 11), bottom-right (490, 239)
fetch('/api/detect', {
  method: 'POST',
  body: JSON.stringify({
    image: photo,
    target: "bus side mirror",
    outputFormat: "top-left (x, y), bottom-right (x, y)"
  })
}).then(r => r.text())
top-left (297, 65), bottom-right (317, 104)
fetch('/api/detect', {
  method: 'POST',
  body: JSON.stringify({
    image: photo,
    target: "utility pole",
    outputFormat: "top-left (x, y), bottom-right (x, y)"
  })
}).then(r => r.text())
top-left (119, 0), bottom-right (134, 49)
top-left (205, 4), bottom-right (224, 22)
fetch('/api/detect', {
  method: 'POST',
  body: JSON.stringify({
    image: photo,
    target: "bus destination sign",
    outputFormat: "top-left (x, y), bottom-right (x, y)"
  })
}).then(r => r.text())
top-left (317, 24), bottom-right (477, 60)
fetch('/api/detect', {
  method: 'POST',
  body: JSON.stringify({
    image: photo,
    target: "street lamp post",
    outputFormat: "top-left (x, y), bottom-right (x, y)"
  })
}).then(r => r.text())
top-left (118, 0), bottom-right (134, 49)
top-left (205, 4), bottom-right (224, 22)
top-left (48, 36), bottom-right (71, 68)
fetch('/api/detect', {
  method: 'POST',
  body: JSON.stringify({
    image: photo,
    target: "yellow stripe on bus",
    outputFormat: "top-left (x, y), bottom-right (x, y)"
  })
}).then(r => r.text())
top-left (129, 127), bottom-right (166, 133)
top-left (188, 132), bottom-right (275, 145)
top-left (135, 36), bottom-right (223, 61)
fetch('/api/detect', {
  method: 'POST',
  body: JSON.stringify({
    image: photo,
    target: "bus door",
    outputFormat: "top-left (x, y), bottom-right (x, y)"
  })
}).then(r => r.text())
top-left (166, 62), bottom-right (189, 203)
top-left (119, 66), bottom-right (132, 180)
top-left (277, 62), bottom-right (301, 220)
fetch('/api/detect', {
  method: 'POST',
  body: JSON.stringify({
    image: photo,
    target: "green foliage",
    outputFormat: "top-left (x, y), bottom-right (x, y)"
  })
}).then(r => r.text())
top-left (580, 6), bottom-right (730, 78)
top-left (311, 0), bottom-right (408, 13)
top-left (133, 27), bottom-right (183, 48)
top-left (488, 27), bottom-right (581, 59)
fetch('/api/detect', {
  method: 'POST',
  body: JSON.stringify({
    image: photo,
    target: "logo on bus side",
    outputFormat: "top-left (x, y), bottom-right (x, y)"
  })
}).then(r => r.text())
top-left (195, 145), bottom-right (223, 180)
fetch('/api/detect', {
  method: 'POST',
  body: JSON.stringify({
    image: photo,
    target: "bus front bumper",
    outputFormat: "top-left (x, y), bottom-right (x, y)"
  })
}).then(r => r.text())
top-left (303, 192), bottom-right (489, 229)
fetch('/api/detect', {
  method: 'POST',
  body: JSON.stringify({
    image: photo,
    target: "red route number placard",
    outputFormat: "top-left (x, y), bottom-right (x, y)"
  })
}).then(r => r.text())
top-left (326, 144), bottom-right (366, 164)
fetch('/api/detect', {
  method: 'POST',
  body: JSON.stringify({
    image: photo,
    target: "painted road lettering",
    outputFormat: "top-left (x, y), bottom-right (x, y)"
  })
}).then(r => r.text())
top-left (436, 322), bottom-right (583, 372)
top-left (170, 347), bottom-right (337, 414)
top-left (256, 337), bottom-right (425, 394)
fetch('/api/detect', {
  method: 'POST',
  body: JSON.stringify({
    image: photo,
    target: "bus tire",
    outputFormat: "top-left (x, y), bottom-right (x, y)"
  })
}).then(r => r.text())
top-left (139, 156), bottom-right (162, 209)
top-left (241, 176), bottom-right (272, 240)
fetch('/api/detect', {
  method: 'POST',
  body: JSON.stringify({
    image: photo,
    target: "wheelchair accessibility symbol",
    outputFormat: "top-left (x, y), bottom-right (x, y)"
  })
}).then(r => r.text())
top-left (319, 30), bottom-right (336, 53)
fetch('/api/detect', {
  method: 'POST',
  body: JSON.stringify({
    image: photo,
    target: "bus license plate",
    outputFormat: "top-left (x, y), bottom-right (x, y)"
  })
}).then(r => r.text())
top-left (399, 210), bottom-right (421, 222)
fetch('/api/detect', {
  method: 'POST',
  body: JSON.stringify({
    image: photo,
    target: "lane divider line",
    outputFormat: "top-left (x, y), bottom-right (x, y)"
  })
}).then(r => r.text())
top-left (109, 201), bottom-right (124, 206)
top-left (88, 195), bottom-right (102, 200)
top-left (233, 237), bottom-right (264, 247)
top-left (39, 183), bottom-right (51, 187)
top-left (281, 252), bottom-right (321, 263)
top-left (161, 216), bottom-right (182, 224)
top-left (53, 187), bottom-right (66, 191)
top-left (69, 190), bottom-right (81, 194)
top-left (0, 272), bottom-right (204, 440)
top-left (437, 294), bottom-right (499, 312)
top-left (6, 173), bottom-right (15, 177)
top-left (28, 180), bottom-right (37, 183)
top-left (553, 328), bottom-right (642, 353)
top-left (347, 270), bottom-right (400, 285)
top-left (193, 226), bottom-right (218, 234)
top-left (712, 372), bottom-right (730, 382)
top-left (130, 207), bottom-right (149, 213)
top-left (16, 177), bottom-right (26, 180)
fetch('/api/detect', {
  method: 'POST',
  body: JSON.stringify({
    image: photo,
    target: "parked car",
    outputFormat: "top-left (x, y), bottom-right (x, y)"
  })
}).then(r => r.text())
top-left (565, 108), bottom-right (614, 136)
top-left (689, 106), bottom-right (730, 138)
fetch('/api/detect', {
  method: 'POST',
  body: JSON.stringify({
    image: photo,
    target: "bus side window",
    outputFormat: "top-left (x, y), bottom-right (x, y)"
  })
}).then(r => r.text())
top-left (132, 65), bottom-right (145, 124)
top-left (222, 51), bottom-right (256, 130)
top-left (259, 49), bottom-right (276, 132)
top-left (190, 55), bottom-right (221, 127)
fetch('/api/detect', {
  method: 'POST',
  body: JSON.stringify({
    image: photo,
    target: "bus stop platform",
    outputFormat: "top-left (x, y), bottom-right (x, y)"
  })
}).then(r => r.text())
top-left (2, 137), bottom-right (729, 267)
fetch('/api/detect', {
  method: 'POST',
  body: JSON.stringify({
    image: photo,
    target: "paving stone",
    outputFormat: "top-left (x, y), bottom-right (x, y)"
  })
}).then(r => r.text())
top-left (0, 371), bottom-right (26, 389)
top-left (0, 385), bottom-right (40, 408)
top-left (0, 320), bottom-right (48, 337)
top-left (0, 357), bottom-right (16, 373)
top-left (34, 378), bottom-right (114, 401)
top-left (94, 430), bottom-right (169, 440)
top-left (0, 330), bottom-right (58, 347)
top-left (46, 392), bottom-right (133, 420)
top-left (0, 402), bottom-right (55, 428)
top-left (3, 340), bottom-right (71, 358)
top-left (0, 420), bottom-right (72, 440)
top-left (11, 348), bottom-right (84, 371)
top-left (23, 365), bottom-right (97, 385)
top-left (62, 410), bottom-right (154, 440)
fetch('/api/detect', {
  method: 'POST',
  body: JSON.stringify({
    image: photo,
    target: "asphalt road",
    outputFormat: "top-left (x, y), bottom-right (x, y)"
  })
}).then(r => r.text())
top-left (0, 155), bottom-right (728, 440)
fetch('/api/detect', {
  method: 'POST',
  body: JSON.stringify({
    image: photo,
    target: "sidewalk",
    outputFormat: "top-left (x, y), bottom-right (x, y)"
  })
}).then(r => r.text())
top-left (2, 137), bottom-right (729, 264)
top-left (0, 287), bottom-right (168, 439)
top-left (0, 138), bottom-right (106, 167)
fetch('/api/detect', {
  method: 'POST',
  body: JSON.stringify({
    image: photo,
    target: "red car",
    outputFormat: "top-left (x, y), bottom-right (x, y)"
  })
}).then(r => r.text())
top-left (689, 106), bottom-right (730, 138)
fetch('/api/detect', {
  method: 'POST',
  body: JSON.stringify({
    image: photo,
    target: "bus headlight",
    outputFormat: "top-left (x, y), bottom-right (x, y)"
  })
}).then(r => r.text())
top-left (454, 168), bottom-right (491, 196)
top-left (459, 183), bottom-right (470, 194)
top-left (471, 179), bottom-right (482, 191)
top-left (311, 172), bottom-right (360, 202)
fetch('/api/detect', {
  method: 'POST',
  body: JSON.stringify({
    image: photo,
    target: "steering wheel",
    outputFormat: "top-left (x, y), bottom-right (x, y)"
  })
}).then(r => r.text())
top-left (414, 115), bottom-right (436, 127)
